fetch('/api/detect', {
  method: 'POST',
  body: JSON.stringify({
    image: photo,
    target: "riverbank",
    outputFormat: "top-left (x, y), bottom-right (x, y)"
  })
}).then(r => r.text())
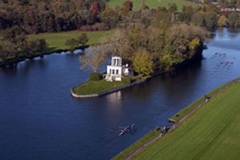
top-left (71, 78), bottom-right (148, 98)
top-left (113, 78), bottom-right (240, 159)
top-left (0, 30), bottom-right (112, 67)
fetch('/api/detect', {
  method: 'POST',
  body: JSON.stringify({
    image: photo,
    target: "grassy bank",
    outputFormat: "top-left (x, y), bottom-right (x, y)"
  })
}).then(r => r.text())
top-left (28, 30), bottom-right (113, 53)
top-left (107, 0), bottom-right (199, 11)
top-left (112, 129), bottom-right (161, 160)
top-left (72, 79), bottom-right (128, 95)
top-left (169, 79), bottom-right (239, 123)
top-left (131, 80), bottom-right (240, 159)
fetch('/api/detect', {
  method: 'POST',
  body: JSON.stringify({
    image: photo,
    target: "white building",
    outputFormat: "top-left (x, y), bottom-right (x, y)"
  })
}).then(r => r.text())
top-left (105, 56), bottom-right (132, 81)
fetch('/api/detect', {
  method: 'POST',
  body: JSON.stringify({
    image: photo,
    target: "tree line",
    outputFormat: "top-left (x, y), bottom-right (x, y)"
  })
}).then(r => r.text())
top-left (79, 23), bottom-right (209, 76)
top-left (1, 0), bottom-right (240, 64)
top-left (1, 0), bottom-right (240, 34)
top-left (0, 25), bottom-right (48, 62)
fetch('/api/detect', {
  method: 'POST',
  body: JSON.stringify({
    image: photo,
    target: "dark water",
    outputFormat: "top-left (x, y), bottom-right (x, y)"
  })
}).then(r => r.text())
top-left (0, 28), bottom-right (240, 160)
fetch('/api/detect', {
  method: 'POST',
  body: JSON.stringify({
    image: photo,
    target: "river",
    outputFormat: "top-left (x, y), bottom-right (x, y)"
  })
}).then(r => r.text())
top-left (0, 28), bottom-right (240, 160)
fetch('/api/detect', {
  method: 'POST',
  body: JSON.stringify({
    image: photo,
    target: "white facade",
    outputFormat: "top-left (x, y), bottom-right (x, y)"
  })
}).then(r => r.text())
top-left (105, 56), bottom-right (132, 81)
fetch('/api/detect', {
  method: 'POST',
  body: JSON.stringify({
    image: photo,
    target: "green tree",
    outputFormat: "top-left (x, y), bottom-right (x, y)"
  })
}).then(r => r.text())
top-left (78, 33), bottom-right (89, 48)
top-left (204, 12), bottom-right (217, 29)
top-left (65, 38), bottom-right (79, 52)
top-left (159, 54), bottom-right (183, 71)
top-left (35, 38), bottom-right (48, 52)
top-left (227, 12), bottom-right (240, 27)
top-left (132, 49), bottom-right (153, 76)
top-left (191, 12), bottom-right (204, 27)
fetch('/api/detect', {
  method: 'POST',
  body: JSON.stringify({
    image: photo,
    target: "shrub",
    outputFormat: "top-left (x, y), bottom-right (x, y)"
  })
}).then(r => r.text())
top-left (122, 76), bottom-right (131, 84)
top-left (89, 72), bottom-right (101, 81)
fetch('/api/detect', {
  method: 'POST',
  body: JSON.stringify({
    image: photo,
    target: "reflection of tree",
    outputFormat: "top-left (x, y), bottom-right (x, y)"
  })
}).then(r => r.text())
top-left (227, 27), bottom-right (240, 34)
top-left (129, 80), bottom-right (159, 101)
top-left (161, 60), bottom-right (202, 103)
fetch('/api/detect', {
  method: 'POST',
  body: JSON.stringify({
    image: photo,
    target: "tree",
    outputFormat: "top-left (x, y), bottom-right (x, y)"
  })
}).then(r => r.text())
top-left (164, 24), bottom-right (209, 59)
top-left (168, 3), bottom-right (177, 23)
top-left (159, 54), bottom-right (183, 71)
top-left (218, 15), bottom-right (227, 27)
top-left (132, 49), bottom-right (153, 76)
top-left (35, 38), bottom-right (48, 52)
top-left (123, 0), bottom-right (133, 12)
top-left (78, 33), bottom-right (89, 48)
top-left (101, 29), bottom-right (133, 61)
top-left (227, 12), bottom-right (240, 27)
top-left (100, 7), bottom-right (119, 29)
top-left (151, 10), bottom-right (171, 31)
top-left (191, 12), bottom-right (204, 27)
top-left (65, 38), bottom-right (79, 52)
top-left (204, 12), bottom-right (217, 29)
top-left (91, 1), bottom-right (99, 16)
top-left (79, 45), bottom-right (108, 72)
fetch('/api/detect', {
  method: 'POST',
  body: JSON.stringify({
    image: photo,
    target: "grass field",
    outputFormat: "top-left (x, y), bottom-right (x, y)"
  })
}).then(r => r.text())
top-left (112, 129), bottom-right (160, 160)
top-left (28, 30), bottom-right (113, 52)
top-left (169, 80), bottom-right (238, 123)
top-left (131, 81), bottom-right (240, 160)
top-left (72, 79), bottom-right (127, 95)
top-left (107, 0), bottom-right (199, 11)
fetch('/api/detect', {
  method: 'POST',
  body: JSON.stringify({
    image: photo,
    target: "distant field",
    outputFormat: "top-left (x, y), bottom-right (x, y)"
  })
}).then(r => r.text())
top-left (28, 30), bottom-right (113, 52)
top-left (132, 81), bottom-right (240, 160)
top-left (107, 0), bottom-right (199, 11)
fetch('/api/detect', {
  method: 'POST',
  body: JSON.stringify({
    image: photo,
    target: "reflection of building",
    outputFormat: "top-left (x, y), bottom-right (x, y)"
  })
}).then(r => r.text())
top-left (105, 56), bottom-right (132, 81)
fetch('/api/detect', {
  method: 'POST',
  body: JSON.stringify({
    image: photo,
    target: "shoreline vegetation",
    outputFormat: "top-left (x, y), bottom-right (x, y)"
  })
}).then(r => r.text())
top-left (71, 34), bottom-right (205, 98)
top-left (2, 0), bottom-right (240, 67)
top-left (0, 30), bottom-right (113, 67)
top-left (112, 78), bottom-right (240, 160)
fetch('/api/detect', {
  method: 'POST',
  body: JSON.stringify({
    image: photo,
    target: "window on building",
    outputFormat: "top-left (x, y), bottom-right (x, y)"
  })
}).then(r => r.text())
top-left (116, 69), bottom-right (119, 75)
top-left (112, 69), bottom-right (115, 74)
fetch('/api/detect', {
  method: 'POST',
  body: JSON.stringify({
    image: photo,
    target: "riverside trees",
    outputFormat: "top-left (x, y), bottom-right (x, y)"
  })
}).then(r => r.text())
top-left (0, 26), bottom-right (48, 61)
top-left (79, 23), bottom-right (209, 76)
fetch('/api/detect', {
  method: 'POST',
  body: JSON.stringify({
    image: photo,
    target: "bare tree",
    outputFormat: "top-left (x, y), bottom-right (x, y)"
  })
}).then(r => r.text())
top-left (79, 44), bottom-right (109, 72)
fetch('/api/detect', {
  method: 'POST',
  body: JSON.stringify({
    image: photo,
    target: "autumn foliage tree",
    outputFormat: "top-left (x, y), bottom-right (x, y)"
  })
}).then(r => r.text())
top-left (91, 1), bottom-right (99, 17)
top-left (132, 49), bottom-right (153, 76)
top-left (100, 7), bottom-right (120, 29)
top-left (122, 0), bottom-right (133, 12)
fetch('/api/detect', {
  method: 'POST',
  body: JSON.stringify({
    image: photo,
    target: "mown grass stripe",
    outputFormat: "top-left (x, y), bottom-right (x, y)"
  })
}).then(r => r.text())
top-left (132, 82), bottom-right (240, 160)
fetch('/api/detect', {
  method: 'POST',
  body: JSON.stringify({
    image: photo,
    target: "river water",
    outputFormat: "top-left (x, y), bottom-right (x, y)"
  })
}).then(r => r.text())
top-left (0, 28), bottom-right (240, 160)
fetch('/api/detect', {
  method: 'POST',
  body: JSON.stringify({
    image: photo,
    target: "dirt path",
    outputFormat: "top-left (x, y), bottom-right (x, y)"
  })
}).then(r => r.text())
top-left (125, 79), bottom-right (239, 160)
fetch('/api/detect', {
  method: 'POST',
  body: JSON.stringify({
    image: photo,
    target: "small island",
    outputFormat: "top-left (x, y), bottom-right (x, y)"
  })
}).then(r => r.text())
top-left (71, 56), bottom-right (147, 98)
top-left (71, 23), bottom-right (209, 98)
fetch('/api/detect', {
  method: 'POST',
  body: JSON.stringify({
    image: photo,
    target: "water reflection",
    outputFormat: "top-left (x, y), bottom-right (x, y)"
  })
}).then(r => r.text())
top-left (106, 91), bottom-right (122, 107)
top-left (1, 28), bottom-right (240, 160)
top-left (129, 82), bottom-right (157, 101)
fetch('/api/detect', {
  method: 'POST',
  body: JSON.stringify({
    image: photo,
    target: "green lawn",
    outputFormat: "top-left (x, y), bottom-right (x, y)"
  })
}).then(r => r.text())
top-left (27, 30), bottom-right (113, 52)
top-left (107, 0), bottom-right (200, 11)
top-left (72, 79), bottom-right (128, 95)
top-left (132, 82), bottom-right (240, 160)
top-left (112, 129), bottom-right (160, 160)
top-left (169, 80), bottom-right (238, 123)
